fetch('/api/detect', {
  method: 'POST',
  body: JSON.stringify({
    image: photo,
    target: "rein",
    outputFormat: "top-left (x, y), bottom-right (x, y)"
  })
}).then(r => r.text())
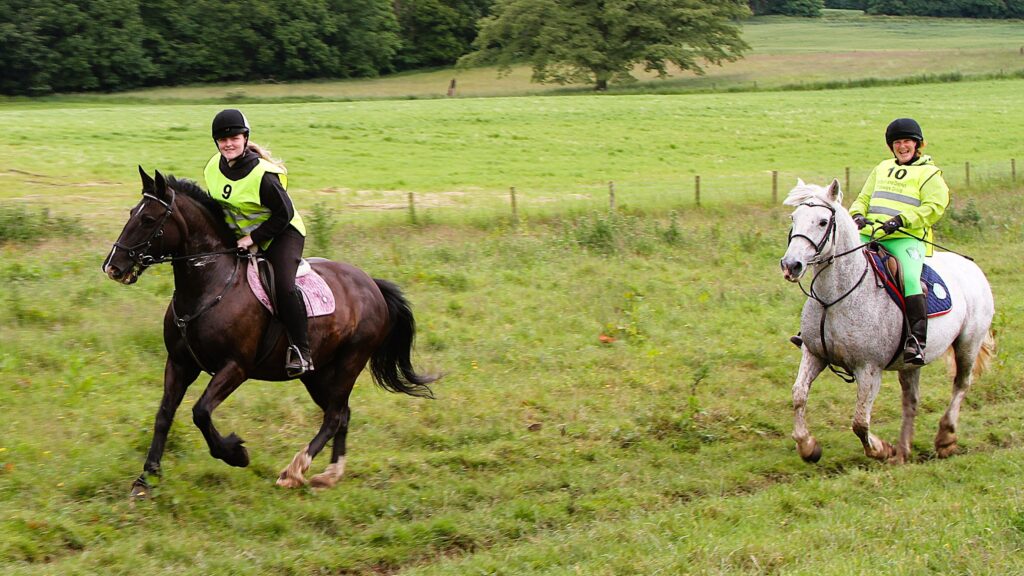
top-left (114, 187), bottom-right (246, 374)
top-left (788, 202), bottom-right (873, 383)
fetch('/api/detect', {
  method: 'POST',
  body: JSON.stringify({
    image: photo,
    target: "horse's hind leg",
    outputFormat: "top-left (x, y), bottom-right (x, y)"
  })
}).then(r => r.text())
top-left (277, 363), bottom-right (359, 489)
top-left (894, 368), bottom-right (921, 464)
top-left (936, 343), bottom-right (978, 458)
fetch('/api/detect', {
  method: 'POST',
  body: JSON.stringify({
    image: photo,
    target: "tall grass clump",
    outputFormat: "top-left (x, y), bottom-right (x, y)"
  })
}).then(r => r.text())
top-left (0, 204), bottom-right (83, 243)
top-left (306, 201), bottom-right (338, 256)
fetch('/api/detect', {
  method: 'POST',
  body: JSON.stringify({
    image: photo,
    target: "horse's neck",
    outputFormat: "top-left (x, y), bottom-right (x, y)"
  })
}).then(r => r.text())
top-left (171, 197), bottom-right (239, 302)
top-left (811, 222), bottom-right (868, 304)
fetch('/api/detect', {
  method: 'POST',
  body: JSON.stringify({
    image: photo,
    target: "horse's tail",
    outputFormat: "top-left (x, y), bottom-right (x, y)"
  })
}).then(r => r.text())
top-left (972, 330), bottom-right (997, 380)
top-left (369, 279), bottom-right (438, 399)
top-left (943, 330), bottom-right (997, 380)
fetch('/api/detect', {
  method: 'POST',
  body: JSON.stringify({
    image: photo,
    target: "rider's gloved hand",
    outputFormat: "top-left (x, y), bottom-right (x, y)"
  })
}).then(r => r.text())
top-left (881, 215), bottom-right (903, 234)
top-left (852, 214), bottom-right (869, 230)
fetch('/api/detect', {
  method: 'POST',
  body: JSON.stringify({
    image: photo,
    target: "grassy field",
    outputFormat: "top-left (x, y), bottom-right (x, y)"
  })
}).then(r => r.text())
top-left (3, 178), bottom-right (1024, 574)
top-left (2, 79), bottom-right (1023, 231)
top-left (4, 13), bottom-right (1024, 576)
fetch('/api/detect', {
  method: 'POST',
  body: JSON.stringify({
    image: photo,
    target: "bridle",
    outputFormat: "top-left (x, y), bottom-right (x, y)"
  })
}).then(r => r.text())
top-left (111, 187), bottom-right (238, 266)
top-left (787, 201), bottom-right (871, 383)
top-left (113, 189), bottom-right (176, 267)
top-left (110, 185), bottom-right (244, 375)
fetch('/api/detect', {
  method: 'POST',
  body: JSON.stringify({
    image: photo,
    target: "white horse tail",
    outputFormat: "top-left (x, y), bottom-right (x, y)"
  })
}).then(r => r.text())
top-left (973, 330), bottom-right (997, 379)
top-left (942, 330), bottom-right (997, 379)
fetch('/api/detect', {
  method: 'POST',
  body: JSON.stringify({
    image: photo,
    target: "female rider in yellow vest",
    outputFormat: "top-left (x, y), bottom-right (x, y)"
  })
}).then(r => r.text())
top-left (849, 118), bottom-right (950, 365)
top-left (206, 109), bottom-right (313, 377)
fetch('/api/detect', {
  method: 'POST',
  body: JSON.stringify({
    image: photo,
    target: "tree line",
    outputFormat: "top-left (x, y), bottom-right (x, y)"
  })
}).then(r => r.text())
top-left (0, 0), bottom-right (490, 95)
top-left (758, 0), bottom-right (1024, 17)
top-left (1, 0), bottom-right (1020, 96)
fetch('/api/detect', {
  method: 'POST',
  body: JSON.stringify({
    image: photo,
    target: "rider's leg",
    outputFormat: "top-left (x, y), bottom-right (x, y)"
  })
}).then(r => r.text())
top-left (265, 227), bottom-right (313, 376)
top-left (884, 238), bottom-right (927, 365)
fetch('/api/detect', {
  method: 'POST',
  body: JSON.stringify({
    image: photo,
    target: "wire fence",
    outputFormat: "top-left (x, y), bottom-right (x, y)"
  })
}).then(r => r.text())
top-left (326, 157), bottom-right (1021, 227)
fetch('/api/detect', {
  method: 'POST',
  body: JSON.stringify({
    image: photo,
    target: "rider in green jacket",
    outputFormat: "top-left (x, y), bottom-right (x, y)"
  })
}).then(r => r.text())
top-left (849, 118), bottom-right (950, 365)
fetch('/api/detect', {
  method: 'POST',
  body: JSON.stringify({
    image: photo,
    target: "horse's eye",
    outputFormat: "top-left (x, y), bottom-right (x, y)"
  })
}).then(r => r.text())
top-left (818, 219), bottom-right (828, 227)
top-left (140, 213), bottom-right (157, 225)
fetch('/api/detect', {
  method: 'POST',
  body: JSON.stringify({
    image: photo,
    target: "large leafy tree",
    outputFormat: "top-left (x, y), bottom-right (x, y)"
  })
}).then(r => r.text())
top-left (460, 0), bottom-right (750, 90)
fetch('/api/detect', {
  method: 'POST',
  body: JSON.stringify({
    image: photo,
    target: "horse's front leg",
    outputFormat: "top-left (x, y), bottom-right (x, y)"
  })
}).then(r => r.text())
top-left (793, 349), bottom-right (827, 463)
top-left (851, 365), bottom-right (897, 461)
top-left (894, 367), bottom-right (922, 464)
top-left (192, 361), bottom-right (250, 467)
top-left (132, 358), bottom-right (200, 498)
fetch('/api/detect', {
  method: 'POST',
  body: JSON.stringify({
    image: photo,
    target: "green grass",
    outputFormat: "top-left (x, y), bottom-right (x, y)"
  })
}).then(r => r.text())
top-left (3, 181), bottom-right (1024, 574)
top-left (4, 12), bottom-right (1024, 574)
top-left (2, 79), bottom-right (1023, 234)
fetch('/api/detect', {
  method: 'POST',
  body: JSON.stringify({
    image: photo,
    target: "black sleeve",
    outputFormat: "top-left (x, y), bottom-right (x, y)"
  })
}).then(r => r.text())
top-left (249, 172), bottom-right (295, 245)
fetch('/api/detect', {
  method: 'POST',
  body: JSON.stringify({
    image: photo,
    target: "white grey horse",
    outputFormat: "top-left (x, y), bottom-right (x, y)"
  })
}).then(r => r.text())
top-left (779, 179), bottom-right (995, 464)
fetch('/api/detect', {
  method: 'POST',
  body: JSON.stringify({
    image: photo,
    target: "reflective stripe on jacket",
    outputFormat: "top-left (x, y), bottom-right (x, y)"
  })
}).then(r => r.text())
top-left (849, 154), bottom-right (949, 254)
top-left (204, 153), bottom-right (306, 245)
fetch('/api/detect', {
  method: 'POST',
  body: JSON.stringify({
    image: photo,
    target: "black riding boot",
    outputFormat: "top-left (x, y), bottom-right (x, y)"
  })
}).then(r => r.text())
top-left (280, 289), bottom-right (313, 377)
top-left (903, 294), bottom-right (928, 366)
top-left (790, 332), bottom-right (803, 348)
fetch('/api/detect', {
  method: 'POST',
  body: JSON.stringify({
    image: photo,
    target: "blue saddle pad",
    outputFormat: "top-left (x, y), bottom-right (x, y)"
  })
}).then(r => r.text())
top-left (866, 251), bottom-right (952, 318)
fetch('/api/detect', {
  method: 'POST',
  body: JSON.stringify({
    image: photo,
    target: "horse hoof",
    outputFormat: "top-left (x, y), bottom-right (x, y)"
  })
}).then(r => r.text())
top-left (936, 440), bottom-right (958, 459)
top-left (276, 472), bottom-right (307, 488)
top-left (130, 480), bottom-right (151, 499)
top-left (800, 442), bottom-right (822, 463)
top-left (218, 433), bottom-right (250, 467)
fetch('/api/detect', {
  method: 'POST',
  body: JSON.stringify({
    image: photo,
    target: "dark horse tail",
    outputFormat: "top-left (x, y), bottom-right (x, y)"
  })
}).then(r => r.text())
top-left (370, 279), bottom-right (438, 399)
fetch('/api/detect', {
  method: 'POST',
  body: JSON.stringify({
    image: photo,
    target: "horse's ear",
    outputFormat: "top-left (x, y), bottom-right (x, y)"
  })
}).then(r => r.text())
top-left (826, 178), bottom-right (842, 203)
top-left (796, 178), bottom-right (806, 187)
top-left (154, 170), bottom-right (168, 200)
top-left (139, 165), bottom-right (155, 193)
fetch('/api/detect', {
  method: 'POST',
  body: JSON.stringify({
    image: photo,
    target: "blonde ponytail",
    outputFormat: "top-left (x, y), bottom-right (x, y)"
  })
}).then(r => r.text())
top-left (247, 141), bottom-right (286, 170)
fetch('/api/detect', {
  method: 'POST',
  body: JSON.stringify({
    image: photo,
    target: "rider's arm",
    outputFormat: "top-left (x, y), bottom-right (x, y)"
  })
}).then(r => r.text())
top-left (249, 172), bottom-right (295, 246)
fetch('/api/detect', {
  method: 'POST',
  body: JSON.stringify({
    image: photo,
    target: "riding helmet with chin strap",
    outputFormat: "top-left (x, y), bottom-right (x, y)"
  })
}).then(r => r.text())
top-left (211, 109), bottom-right (250, 141)
top-left (885, 118), bottom-right (923, 147)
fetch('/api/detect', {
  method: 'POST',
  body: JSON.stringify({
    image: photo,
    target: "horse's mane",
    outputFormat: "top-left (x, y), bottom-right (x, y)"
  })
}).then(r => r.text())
top-left (782, 179), bottom-right (842, 208)
top-left (165, 175), bottom-right (235, 241)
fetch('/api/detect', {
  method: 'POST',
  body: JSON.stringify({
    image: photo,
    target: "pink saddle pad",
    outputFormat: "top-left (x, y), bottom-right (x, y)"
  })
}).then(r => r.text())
top-left (246, 261), bottom-right (336, 318)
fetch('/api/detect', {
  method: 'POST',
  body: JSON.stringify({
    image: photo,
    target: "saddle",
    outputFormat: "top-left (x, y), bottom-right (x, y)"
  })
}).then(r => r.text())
top-left (246, 257), bottom-right (336, 318)
top-left (863, 243), bottom-right (952, 318)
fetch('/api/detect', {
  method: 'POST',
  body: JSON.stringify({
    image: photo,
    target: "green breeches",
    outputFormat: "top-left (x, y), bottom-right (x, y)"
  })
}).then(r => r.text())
top-left (862, 235), bottom-right (926, 296)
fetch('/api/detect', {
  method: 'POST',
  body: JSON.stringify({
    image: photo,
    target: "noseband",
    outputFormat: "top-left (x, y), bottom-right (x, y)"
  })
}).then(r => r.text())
top-left (112, 189), bottom-right (176, 267)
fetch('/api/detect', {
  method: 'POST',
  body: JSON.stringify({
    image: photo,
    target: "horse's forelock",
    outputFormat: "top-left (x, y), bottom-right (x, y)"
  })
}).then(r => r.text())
top-left (783, 181), bottom-right (833, 208)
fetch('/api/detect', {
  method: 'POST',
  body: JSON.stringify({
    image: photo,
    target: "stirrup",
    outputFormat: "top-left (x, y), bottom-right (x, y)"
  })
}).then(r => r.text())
top-left (285, 345), bottom-right (313, 378)
top-left (903, 339), bottom-right (925, 366)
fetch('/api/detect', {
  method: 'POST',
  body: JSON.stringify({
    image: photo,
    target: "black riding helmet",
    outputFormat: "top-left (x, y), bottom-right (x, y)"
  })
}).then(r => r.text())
top-left (885, 118), bottom-right (923, 147)
top-left (212, 109), bottom-right (250, 141)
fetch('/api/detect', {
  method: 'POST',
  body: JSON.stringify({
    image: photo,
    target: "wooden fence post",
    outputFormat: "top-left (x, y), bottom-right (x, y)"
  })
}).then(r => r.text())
top-left (407, 192), bottom-right (416, 224)
top-left (695, 175), bottom-right (701, 207)
top-left (1012, 158), bottom-right (1017, 183)
top-left (965, 162), bottom-right (971, 188)
top-left (510, 186), bottom-right (518, 228)
top-left (772, 170), bottom-right (778, 205)
top-left (845, 167), bottom-right (850, 194)
top-left (609, 181), bottom-right (615, 211)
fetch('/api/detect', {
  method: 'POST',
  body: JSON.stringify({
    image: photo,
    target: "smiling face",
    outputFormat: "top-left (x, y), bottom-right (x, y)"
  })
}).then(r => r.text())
top-left (890, 138), bottom-right (919, 165)
top-left (216, 133), bottom-right (247, 162)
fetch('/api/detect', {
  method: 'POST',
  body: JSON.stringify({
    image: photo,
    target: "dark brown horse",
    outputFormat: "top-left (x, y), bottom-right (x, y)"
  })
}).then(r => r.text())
top-left (103, 168), bottom-right (437, 496)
